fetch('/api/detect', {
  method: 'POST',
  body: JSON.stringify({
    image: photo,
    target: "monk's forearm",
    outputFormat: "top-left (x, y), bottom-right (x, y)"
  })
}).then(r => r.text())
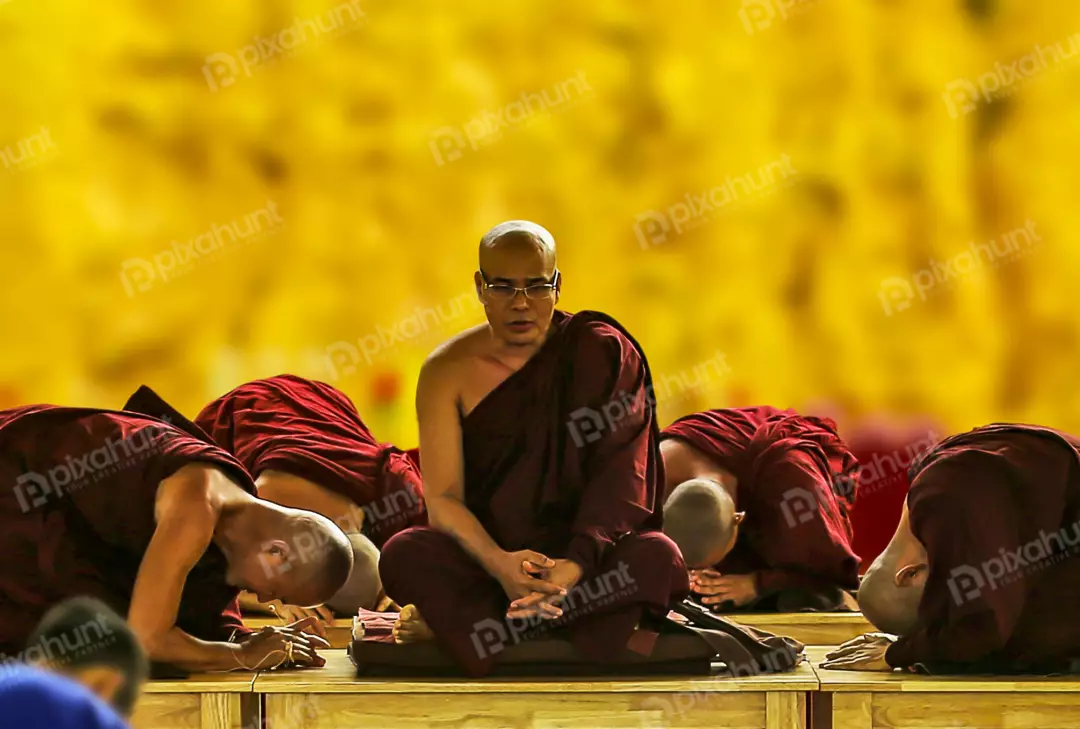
top-left (145, 628), bottom-right (245, 673)
top-left (427, 495), bottom-right (507, 575)
top-left (885, 613), bottom-right (1005, 669)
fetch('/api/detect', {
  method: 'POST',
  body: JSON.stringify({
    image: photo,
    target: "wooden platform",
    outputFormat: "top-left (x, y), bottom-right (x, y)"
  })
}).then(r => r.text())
top-left (807, 646), bottom-right (1080, 729)
top-left (254, 649), bottom-right (818, 728)
top-left (130, 669), bottom-right (258, 729)
top-left (243, 611), bottom-right (874, 650)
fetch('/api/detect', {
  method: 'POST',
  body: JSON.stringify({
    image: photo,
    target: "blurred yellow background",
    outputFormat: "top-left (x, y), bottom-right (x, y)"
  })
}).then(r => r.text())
top-left (2, 0), bottom-right (1079, 448)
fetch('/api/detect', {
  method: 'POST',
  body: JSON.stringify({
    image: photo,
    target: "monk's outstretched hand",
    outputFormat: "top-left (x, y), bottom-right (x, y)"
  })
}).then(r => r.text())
top-left (821, 633), bottom-right (896, 672)
top-left (238, 624), bottom-right (331, 670)
top-left (495, 549), bottom-right (566, 602)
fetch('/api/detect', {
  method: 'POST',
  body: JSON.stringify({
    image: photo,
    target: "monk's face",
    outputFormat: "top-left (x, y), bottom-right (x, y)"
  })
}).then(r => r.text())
top-left (476, 234), bottom-right (560, 347)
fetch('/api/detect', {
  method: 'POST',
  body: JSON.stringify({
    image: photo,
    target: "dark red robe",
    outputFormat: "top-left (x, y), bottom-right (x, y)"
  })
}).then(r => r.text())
top-left (0, 405), bottom-right (255, 656)
top-left (379, 311), bottom-right (689, 677)
top-left (661, 407), bottom-right (861, 607)
top-left (885, 424), bottom-right (1080, 672)
top-left (191, 375), bottom-right (425, 548)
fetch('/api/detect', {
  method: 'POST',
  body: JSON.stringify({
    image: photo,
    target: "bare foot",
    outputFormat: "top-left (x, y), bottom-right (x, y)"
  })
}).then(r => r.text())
top-left (393, 604), bottom-right (434, 644)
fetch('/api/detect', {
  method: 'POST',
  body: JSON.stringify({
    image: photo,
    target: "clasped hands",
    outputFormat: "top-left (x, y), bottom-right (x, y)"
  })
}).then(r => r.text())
top-left (494, 549), bottom-right (583, 621)
top-left (688, 568), bottom-right (759, 608)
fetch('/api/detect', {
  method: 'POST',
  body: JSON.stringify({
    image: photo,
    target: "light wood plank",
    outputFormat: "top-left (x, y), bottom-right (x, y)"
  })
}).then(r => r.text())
top-left (831, 692), bottom-right (871, 729)
top-left (875, 693), bottom-right (1080, 729)
top-left (766, 691), bottom-right (805, 729)
top-left (131, 694), bottom-right (201, 729)
top-left (266, 692), bottom-right (768, 729)
top-left (254, 649), bottom-right (817, 693)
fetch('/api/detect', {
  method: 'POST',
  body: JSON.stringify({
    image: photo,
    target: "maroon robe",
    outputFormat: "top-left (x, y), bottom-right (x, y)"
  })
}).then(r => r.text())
top-left (0, 405), bottom-right (255, 657)
top-left (379, 311), bottom-right (689, 677)
top-left (192, 375), bottom-right (425, 548)
top-left (661, 407), bottom-right (861, 605)
top-left (885, 424), bottom-right (1080, 672)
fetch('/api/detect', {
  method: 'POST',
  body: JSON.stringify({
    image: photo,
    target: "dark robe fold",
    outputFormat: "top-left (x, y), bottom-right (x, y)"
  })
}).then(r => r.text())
top-left (661, 407), bottom-right (861, 609)
top-left (885, 424), bottom-right (1080, 672)
top-left (379, 310), bottom-right (689, 677)
top-left (0, 405), bottom-right (255, 656)
top-left (189, 375), bottom-right (425, 548)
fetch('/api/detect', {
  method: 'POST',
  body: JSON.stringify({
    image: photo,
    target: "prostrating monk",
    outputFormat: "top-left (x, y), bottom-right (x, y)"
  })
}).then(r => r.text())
top-left (378, 221), bottom-right (689, 677)
top-left (824, 424), bottom-right (1080, 673)
top-left (660, 407), bottom-right (861, 612)
top-left (0, 405), bottom-right (352, 673)
top-left (125, 375), bottom-right (422, 621)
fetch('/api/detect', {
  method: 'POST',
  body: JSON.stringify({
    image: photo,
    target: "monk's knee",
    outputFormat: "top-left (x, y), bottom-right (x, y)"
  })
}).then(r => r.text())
top-left (379, 527), bottom-right (449, 591)
top-left (617, 531), bottom-right (686, 571)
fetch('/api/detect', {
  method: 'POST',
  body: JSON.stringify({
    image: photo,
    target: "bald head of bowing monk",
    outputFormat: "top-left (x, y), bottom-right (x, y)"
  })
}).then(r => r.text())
top-left (377, 220), bottom-right (688, 676)
top-left (854, 509), bottom-right (927, 637)
top-left (662, 478), bottom-right (744, 569)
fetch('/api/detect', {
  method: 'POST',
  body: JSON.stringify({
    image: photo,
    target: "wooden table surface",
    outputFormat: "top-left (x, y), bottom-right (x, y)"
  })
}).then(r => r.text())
top-left (244, 611), bottom-right (876, 650)
top-left (806, 646), bottom-right (1080, 729)
top-left (132, 669), bottom-right (258, 729)
top-left (255, 648), bottom-right (820, 693)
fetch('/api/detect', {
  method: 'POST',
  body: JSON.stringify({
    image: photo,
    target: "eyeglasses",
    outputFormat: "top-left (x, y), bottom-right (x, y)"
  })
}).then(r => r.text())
top-left (480, 269), bottom-right (560, 301)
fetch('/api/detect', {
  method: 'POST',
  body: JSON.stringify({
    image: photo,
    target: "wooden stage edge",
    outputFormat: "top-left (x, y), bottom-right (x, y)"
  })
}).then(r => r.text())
top-left (243, 610), bottom-right (876, 649)
top-left (255, 649), bottom-right (817, 728)
top-left (807, 646), bottom-right (1080, 729)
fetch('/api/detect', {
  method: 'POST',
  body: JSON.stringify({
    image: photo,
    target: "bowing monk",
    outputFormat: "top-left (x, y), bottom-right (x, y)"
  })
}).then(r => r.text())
top-left (378, 220), bottom-right (688, 676)
top-left (824, 424), bottom-right (1080, 672)
top-left (0, 405), bottom-right (352, 673)
top-left (124, 376), bottom-right (420, 621)
top-left (661, 407), bottom-right (861, 611)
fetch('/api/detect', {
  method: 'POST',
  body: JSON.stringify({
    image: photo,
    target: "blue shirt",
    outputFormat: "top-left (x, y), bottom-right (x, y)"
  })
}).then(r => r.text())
top-left (0, 664), bottom-right (128, 729)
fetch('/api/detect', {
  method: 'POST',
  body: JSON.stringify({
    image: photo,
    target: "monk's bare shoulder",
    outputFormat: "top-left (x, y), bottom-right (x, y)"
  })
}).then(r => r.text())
top-left (418, 324), bottom-right (492, 396)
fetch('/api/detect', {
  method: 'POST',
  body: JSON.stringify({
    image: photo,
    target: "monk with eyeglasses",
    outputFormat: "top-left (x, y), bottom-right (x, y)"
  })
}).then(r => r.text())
top-left (378, 220), bottom-right (687, 677)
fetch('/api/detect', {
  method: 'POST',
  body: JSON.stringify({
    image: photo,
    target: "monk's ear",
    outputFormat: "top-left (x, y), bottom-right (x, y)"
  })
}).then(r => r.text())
top-left (258, 539), bottom-right (292, 577)
top-left (895, 562), bottom-right (928, 587)
top-left (474, 271), bottom-right (485, 300)
top-left (733, 511), bottom-right (746, 526)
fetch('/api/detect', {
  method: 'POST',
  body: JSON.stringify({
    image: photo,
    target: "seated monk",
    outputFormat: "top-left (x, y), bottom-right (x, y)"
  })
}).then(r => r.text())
top-left (824, 424), bottom-right (1080, 672)
top-left (125, 375), bottom-right (423, 621)
top-left (0, 404), bottom-right (353, 673)
top-left (661, 407), bottom-right (861, 612)
top-left (378, 220), bottom-right (689, 677)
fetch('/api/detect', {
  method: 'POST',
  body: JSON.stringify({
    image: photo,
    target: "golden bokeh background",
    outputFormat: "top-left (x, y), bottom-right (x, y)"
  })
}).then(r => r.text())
top-left (3, 0), bottom-right (1079, 448)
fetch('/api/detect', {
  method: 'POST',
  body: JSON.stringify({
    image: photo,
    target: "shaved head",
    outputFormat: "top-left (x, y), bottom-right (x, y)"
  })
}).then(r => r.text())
top-left (857, 543), bottom-right (926, 636)
top-left (226, 505), bottom-right (354, 608)
top-left (479, 220), bottom-right (557, 265)
top-left (663, 479), bottom-right (739, 569)
top-left (326, 532), bottom-right (383, 615)
top-left (474, 220), bottom-right (561, 348)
